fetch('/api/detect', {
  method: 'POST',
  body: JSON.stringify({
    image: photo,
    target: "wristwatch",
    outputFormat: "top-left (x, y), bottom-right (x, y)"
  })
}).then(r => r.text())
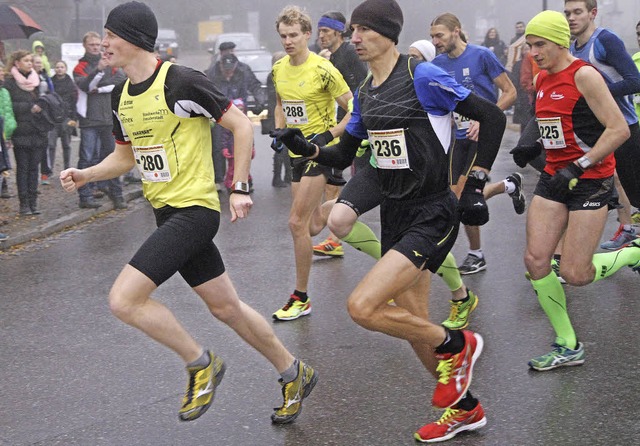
top-left (576, 156), bottom-right (592, 170)
top-left (230, 181), bottom-right (250, 195)
top-left (468, 170), bottom-right (489, 182)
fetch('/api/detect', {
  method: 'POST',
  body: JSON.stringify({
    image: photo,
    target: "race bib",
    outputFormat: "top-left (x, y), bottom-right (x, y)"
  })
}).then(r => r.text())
top-left (537, 117), bottom-right (566, 149)
top-left (132, 144), bottom-right (171, 182)
top-left (369, 128), bottom-right (410, 169)
top-left (282, 100), bottom-right (309, 125)
top-left (453, 112), bottom-right (472, 130)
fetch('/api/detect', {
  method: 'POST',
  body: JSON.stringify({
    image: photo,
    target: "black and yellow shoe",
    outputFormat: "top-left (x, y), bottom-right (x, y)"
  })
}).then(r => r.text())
top-left (178, 351), bottom-right (226, 421)
top-left (271, 361), bottom-right (318, 424)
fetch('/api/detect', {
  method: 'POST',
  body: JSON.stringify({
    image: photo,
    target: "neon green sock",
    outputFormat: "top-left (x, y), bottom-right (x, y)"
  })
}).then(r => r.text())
top-left (530, 271), bottom-right (576, 348)
top-left (341, 221), bottom-right (381, 260)
top-left (436, 252), bottom-right (463, 292)
top-left (591, 243), bottom-right (640, 283)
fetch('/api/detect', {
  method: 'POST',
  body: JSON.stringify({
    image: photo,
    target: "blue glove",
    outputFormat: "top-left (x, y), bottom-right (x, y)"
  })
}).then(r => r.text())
top-left (458, 177), bottom-right (489, 226)
top-left (549, 163), bottom-right (583, 199)
top-left (269, 128), bottom-right (317, 157)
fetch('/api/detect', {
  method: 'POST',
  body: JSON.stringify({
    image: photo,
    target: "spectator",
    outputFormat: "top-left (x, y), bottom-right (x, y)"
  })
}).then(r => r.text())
top-left (210, 53), bottom-right (256, 192)
top-left (510, 20), bottom-right (526, 44)
top-left (0, 63), bottom-right (17, 199)
top-left (4, 50), bottom-right (48, 215)
top-left (45, 61), bottom-right (77, 176)
top-left (264, 51), bottom-right (291, 187)
top-left (481, 27), bottom-right (507, 65)
top-left (33, 54), bottom-right (54, 185)
top-left (73, 31), bottom-right (127, 209)
top-left (31, 41), bottom-right (51, 76)
top-left (205, 41), bottom-right (265, 191)
top-left (510, 43), bottom-right (534, 134)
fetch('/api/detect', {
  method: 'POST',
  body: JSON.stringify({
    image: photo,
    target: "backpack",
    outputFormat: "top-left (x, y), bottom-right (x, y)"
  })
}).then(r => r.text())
top-left (34, 92), bottom-right (67, 132)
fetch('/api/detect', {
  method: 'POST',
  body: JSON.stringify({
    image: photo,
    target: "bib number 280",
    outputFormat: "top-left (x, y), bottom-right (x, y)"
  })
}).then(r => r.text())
top-left (140, 154), bottom-right (165, 171)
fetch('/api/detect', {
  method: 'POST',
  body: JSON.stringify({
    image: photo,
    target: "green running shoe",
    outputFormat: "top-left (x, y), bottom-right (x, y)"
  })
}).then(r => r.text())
top-left (271, 361), bottom-right (318, 424)
top-left (442, 291), bottom-right (478, 330)
top-left (528, 342), bottom-right (585, 371)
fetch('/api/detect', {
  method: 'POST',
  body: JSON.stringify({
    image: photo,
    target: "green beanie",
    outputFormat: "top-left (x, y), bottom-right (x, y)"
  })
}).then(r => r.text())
top-left (525, 10), bottom-right (571, 48)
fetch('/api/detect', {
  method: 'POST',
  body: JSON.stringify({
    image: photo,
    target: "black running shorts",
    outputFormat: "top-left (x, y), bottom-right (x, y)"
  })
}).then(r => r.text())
top-left (337, 161), bottom-right (382, 217)
top-left (534, 171), bottom-right (614, 211)
top-left (129, 205), bottom-right (225, 287)
top-left (380, 190), bottom-right (459, 272)
top-left (449, 138), bottom-right (478, 186)
top-left (290, 157), bottom-right (347, 186)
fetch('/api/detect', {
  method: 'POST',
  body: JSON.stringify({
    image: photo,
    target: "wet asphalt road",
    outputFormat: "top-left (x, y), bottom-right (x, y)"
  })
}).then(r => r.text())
top-left (1, 123), bottom-right (639, 446)
top-left (2, 51), bottom-right (639, 445)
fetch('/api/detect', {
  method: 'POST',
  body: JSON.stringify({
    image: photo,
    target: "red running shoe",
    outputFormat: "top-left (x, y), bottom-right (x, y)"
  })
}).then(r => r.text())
top-left (431, 330), bottom-right (483, 409)
top-left (414, 403), bottom-right (487, 443)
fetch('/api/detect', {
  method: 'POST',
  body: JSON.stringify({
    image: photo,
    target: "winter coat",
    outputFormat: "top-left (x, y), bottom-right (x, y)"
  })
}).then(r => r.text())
top-left (4, 74), bottom-right (48, 148)
top-left (73, 52), bottom-right (126, 127)
top-left (52, 74), bottom-right (78, 121)
top-left (0, 86), bottom-right (17, 139)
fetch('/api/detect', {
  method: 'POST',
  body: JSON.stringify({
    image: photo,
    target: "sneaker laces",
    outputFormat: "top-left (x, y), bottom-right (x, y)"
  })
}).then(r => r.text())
top-left (281, 295), bottom-right (300, 311)
top-left (609, 226), bottom-right (625, 242)
top-left (182, 371), bottom-right (197, 406)
top-left (447, 301), bottom-right (462, 321)
top-left (436, 407), bottom-right (461, 425)
top-left (436, 356), bottom-right (454, 385)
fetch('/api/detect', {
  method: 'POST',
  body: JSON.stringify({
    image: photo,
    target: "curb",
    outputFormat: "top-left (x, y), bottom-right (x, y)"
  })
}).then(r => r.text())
top-left (0, 187), bottom-right (143, 250)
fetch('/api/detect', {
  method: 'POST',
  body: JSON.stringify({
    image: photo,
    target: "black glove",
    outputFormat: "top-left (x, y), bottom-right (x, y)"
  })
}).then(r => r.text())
top-left (269, 128), bottom-right (317, 157)
top-left (548, 163), bottom-right (583, 199)
top-left (270, 128), bottom-right (286, 152)
top-left (307, 130), bottom-right (334, 147)
top-left (252, 103), bottom-right (265, 115)
top-left (510, 142), bottom-right (543, 168)
top-left (270, 135), bottom-right (286, 153)
top-left (458, 177), bottom-right (489, 226)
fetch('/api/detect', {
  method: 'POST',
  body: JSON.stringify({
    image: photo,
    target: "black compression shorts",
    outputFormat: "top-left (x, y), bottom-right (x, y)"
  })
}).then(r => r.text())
top-left (129, 205), bottom-right (225, 287)
top-left (337, 161), bottom-right (382, 216)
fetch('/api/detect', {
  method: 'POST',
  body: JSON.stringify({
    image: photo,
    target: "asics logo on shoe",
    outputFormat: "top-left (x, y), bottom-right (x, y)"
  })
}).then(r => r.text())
top-left (454, 353), bottom-right (471, 393)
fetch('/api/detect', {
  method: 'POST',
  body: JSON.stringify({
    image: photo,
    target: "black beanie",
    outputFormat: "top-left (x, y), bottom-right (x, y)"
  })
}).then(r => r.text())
top-left (350, 0), bottom-right (403, 44)
top-left (104, 1), bottom-right (158, 52)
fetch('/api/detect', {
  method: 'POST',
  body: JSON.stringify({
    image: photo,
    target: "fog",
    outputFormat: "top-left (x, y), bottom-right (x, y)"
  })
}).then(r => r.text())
top-left (137, 0), bottom-right (640, 54)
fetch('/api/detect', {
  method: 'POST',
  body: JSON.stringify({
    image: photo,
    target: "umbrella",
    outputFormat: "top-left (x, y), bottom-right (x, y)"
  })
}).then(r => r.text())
top-left (0, 4), bottom-right (43, 40)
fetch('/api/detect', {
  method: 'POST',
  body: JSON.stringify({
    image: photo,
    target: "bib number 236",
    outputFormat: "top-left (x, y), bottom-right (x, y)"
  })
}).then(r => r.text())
top-left (369, 129), bottom-right (410, 169)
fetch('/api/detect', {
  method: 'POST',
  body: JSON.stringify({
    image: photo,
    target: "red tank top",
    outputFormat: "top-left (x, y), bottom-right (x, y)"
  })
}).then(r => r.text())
top-left (535, 59), bottom-right (615, 178)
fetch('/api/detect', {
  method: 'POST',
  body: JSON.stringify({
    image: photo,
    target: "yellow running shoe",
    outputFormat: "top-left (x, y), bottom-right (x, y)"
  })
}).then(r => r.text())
top-left (442, 290), bottom-right (478, 330)
top-left (271, 361), bottom-right (318, 424)
top-left (178, 351), bottom-right (226, 421)
top-left (273, 295), bottom-right (312, 321)
top-left (313, 238), bottom-right (344, 257)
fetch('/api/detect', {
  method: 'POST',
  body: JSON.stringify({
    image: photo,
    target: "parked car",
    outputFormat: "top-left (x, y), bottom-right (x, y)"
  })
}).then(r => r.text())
top-left (237, 49), bottom-right (272, 114)
top-left (156, 28), bottom-right (179, 60)
top-left (237, 50), bottom-right (272, 86)
top-left (210, 32), bottom-right (262, 55)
